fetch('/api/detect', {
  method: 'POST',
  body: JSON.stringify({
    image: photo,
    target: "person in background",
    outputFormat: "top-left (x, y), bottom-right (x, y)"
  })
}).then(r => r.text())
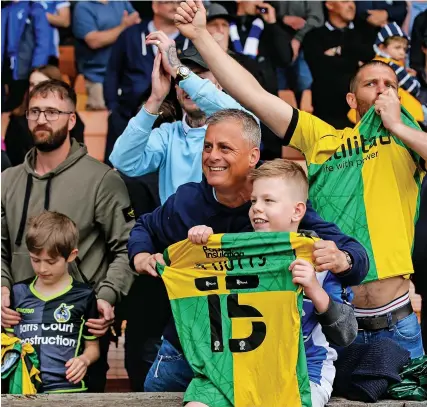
top-left (1, 1), bottom-right (50, 112)
top-left (227, 1), bottom-right (293, 159)
top-left (304, 1), bottom-right (376, 128)
top-left (406, 1), bottom-right (427, 38)
top-left (1, 80), bottom-right (136, 392)
top-left (37, 0), bottom-right (71, 65)
top-left (72, 0), bottom-right (141, 110)
top-left (374, 22), bottom-right (421, 97)
top-left (274, 1), bottom-right (324, 112)
top-left (205, 2), bottom-right (284, 160)
top-left (103, 0), bottom-right (187, 165)
top-left (410, 9), bottom-right (427, 116)
top-left (356, 1), bottom-right (408, 29)
top-left (4, 65), bottom-right (85, 167)
top-left (229, 1), bottom-right (292, 96)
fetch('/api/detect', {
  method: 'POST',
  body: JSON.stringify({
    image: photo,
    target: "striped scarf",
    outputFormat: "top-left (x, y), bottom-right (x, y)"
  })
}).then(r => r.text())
top-left (229, 18), bottom-right (264, 59)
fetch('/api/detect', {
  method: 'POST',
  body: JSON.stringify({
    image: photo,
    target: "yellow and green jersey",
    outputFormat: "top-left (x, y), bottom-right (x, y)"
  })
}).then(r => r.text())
top-left (284, 106), bottom-right (425, 284)
top-left (157, 231), bottom-right (315, 407)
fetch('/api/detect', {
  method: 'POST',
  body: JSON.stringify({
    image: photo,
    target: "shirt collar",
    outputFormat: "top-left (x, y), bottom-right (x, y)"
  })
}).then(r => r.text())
top-left (325, 21), bottom-right (354, 31)
top-left (182, 113), bottom-right (207, 134)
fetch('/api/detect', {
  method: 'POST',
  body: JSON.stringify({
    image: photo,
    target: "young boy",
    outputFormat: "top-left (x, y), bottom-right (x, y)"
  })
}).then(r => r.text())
top-left (187, 159), bottom-right (357, 407)
top-left (373, 22), bottom-right (421, 97)
top-left (5, 211), bottom-right (100, 393)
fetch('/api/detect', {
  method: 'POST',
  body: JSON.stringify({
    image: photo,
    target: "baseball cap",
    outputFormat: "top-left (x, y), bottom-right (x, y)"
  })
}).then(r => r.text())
top-left (206, 3), bottom-right (233, 23)
top-left (179, 46), bottom-right (209, 70)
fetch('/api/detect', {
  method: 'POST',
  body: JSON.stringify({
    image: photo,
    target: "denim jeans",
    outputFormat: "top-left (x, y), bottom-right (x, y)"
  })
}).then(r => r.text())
top-left (144, 339), bottom-right (194, 392)
top-left (276, 51), bottom-right (313, 93)
top-left (354, 312), bottom-right (424, 359)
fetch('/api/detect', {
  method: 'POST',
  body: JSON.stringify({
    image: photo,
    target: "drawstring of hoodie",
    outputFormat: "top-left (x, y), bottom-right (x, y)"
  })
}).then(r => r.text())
top-left (44, 176), bottom-right (53, 210)
top-left (15, 174), bottom-right (53, 246)
top-left (15, 174), bottom-right (33, 246)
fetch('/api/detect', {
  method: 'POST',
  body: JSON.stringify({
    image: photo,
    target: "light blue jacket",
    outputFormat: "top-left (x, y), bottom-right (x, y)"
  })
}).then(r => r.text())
top-left (109, 73), bottom-right (253, 204)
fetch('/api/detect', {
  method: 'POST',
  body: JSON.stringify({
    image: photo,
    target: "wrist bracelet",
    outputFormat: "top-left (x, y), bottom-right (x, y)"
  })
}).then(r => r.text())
top-left (143, 104), bottom-right (163, 116)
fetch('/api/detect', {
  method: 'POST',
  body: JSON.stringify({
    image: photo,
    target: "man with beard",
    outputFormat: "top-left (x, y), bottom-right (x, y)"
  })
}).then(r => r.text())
top-left (175, 0), bottom-right (427, 357)
top-left (110, 32), bottom-right (255, 204)
top-left (1, 79), bottom-right (137, 391)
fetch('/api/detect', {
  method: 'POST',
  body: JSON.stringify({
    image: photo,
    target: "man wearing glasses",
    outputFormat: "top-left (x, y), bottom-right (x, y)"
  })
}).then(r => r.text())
top-left (1, 79), bottom-right (136, 392)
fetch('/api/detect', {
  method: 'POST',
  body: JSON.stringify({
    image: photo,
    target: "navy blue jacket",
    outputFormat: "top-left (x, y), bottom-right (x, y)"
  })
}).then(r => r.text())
top-left (103, 20), bottom-right (189, 115)
top-left (356, 1), bottom-right (408, 27)
top-left (1, 1), bottom-right (50, 80)
top-left (128, 178), bottom-right (369, 287)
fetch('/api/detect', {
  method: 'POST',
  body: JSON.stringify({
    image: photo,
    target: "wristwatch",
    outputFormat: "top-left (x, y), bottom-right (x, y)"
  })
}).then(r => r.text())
top-left (342, 251), bottom-right (353, 270)
top-left (176, 65), bottom-right (191, 82)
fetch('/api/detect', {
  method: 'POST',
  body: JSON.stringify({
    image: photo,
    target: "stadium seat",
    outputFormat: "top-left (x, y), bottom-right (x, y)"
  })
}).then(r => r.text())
top-left (79, 110), bottom-right (108, 162)
top-left (74, 74), bottom-right (88, 111)
top-left (59, 46), bottom-right (77, 85)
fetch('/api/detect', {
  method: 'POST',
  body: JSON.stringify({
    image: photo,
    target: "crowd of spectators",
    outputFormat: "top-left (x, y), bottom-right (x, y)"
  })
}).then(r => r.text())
top-left (1, 0), bottom-right (427, 405)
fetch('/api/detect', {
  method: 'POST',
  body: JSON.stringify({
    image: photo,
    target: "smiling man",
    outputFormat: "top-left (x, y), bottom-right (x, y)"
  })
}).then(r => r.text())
top-left (109, 31), bottom-right (254, 204)
top-left (128, 108), bottom-right (369, 392)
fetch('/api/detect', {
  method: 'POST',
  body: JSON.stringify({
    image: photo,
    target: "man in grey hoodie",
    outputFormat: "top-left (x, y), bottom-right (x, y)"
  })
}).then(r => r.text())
top-left (1, 79), bottom-right (136, 391)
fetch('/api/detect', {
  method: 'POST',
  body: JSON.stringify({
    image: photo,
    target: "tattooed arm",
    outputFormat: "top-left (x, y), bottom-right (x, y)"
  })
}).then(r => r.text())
top-left (146, 31), bottom-right (182, 78)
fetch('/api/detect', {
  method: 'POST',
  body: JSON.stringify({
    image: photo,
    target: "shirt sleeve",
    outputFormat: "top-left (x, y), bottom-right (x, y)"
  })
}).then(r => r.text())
top-left (125, 1), bottom-right (135, 14)
top-left (55, 2), bottom-right (70, 11)
top-left (282, 109), bottom-right (339, 164)
top-left (179, 73), bottom-right (259, 123)
top-left (83, 291), bottom-right (99, 340)
top-left (315, 273), bottom-right (357, 347)
top-left (72, 4), bottom-right (97, 39)
top-left (109, 108), bottom-right (169, 177)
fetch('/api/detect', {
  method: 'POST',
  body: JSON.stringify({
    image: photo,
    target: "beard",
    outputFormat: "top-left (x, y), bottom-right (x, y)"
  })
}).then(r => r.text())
top-left (31, 122), bottom-right (69, 152)
top-left (355, 96), bottom-right (375, 120)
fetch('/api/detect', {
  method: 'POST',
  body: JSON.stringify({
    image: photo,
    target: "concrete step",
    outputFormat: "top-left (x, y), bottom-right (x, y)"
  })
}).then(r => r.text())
top-left (2, 394), bottom-right (427, 407)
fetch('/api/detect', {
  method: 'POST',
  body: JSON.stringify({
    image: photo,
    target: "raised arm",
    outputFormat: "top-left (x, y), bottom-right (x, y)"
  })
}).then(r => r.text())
top-left (173, 0), bottom-right (293, 137)
top-left (109, 54), bottom-right (170, 176)
top-left (376, 89), bottom-right (427, 164)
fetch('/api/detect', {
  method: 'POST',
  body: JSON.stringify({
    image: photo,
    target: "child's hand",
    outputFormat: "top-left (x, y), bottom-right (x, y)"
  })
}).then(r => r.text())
top-left (289, 258), bottom-right (321, 299)
top-left (65, 355), bottom-right (89, 384)
top-left (188, 225), bottom-right (213, 244)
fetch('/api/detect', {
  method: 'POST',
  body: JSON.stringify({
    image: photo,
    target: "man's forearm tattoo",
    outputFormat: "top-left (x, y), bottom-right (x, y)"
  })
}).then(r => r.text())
top-left (167, 45), bottom-right (180, 68)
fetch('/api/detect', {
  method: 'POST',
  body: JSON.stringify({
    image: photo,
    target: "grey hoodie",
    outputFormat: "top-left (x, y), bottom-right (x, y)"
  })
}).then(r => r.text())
top-left (1, 139), bottom-right (136, 305)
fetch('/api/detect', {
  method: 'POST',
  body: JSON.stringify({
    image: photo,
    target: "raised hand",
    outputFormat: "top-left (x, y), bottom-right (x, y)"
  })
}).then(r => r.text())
top-left (145, 53), bottom-right (171, 114)
top-left (374, 88), bottom-right (402, 132)
top-left (174, 0), bottom-right (207, 41)
top-left (146, 31), bottom-right (180, 77)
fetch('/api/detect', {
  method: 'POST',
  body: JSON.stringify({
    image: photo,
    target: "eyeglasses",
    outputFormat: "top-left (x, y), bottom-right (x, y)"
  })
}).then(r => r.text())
top-left (26, 108), bottom-right (74, 121)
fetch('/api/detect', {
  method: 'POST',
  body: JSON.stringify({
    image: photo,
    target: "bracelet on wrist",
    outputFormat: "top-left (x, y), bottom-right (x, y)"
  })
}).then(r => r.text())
top-left (143, 104), bottom-right (163, 116)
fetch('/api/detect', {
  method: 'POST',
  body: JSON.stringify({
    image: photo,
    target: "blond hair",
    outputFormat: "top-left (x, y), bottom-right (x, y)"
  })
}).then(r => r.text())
top-left (26, 211), bottom-right (78, 260)
top-left (250, 159), bottom-right (308, 201)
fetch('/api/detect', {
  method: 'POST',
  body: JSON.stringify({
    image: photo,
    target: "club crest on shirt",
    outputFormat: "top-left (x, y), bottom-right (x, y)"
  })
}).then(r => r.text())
top-left (54, 303), bottom-right (74, 323)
